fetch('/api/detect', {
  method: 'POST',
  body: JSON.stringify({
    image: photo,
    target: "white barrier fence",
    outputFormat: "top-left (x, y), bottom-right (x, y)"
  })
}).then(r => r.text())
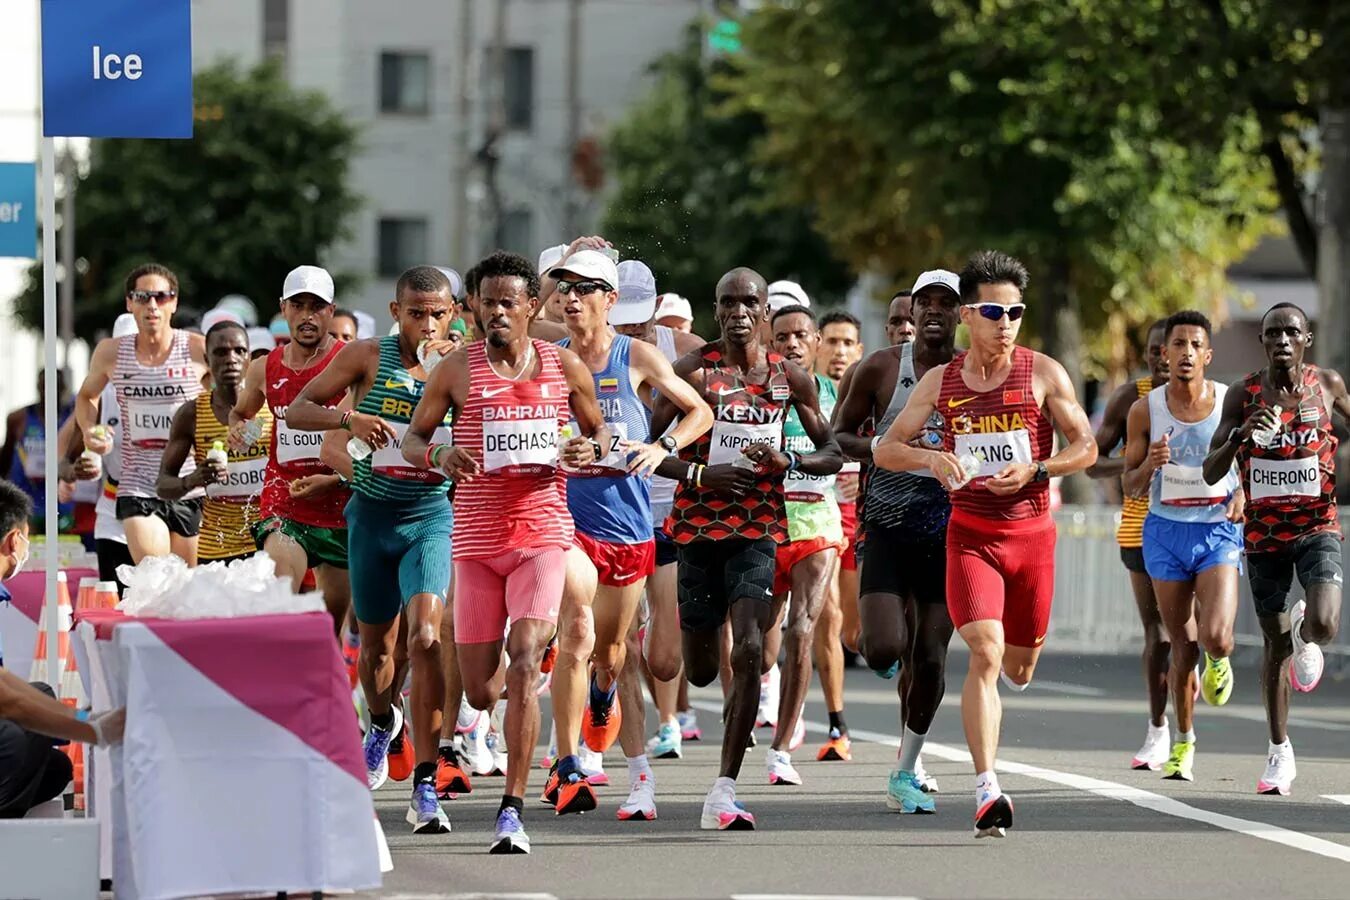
top-left (1050, 506), bottom-right (1349, 667)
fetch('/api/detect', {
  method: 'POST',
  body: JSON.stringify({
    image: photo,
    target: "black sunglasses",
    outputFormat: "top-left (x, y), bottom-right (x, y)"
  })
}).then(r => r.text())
top-left (965, 302), bottom-right (1026, 322)
top-left (556, 280), bottom-right (611, 297)
top-left (128, 290), bottom-right (177, 305)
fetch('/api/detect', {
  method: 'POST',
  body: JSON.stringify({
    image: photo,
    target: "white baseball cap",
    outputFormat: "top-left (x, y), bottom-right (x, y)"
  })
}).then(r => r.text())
top-left (201, 308), bottom-right (245, 333)
top-left (353, 310), bottom-right (377, 340)
top-left (112, 313), bottom-right (138, 338)
top-left (767, 280), bottom-right (810, 313)
top-left (655, 293), bottom-right (693, 324)
top-left (550, 249), bottom-right (619, 291)
top-left (436, 266), bottom-right (464, 298)
top-left (611, 260), bottom-right (658, 326)
top-left (537, 244), bottom-right (569, 276)
top-left (910, 269), bottom-right (960, 298)
top-left (246, 327), bottom-right (276, 352)
top-left (281, 265), bottom-right (335, 304)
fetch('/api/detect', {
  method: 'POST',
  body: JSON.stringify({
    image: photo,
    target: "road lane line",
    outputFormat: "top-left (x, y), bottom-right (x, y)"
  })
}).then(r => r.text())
top-left (1023, 679), bottom-right (1107, 697)
top-left (1324, 795), bottom-right (1350, 806)
top-left (732, 895), bottom-right (919, 900)
top-left (689, 700), bottom-right (1350, 864)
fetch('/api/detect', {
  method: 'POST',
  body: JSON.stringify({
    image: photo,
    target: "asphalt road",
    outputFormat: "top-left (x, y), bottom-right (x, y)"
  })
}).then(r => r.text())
top-left (365, 650), bottom-right (1350, 900)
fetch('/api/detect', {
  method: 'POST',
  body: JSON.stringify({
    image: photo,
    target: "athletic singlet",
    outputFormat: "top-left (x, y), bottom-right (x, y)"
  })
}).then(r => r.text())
top-left (114, 330), bottom-right (201, 499)
top-left (7, 403), bottom-right (76, 515)
top-left (1236, 366), bottom-right (1341, 552)
top-left (261, 342), bottom-right (349, 528)
top-left (558, 334), bottom-right (652, 544)
top-left (452, 340), bottom-right (572, 560)
top-left (1147, 382), bottom-right (1238, 524)
top-left (1115, 376), bottom-right (1153, 548)
top-left (938, 346), bottom-right (1053, 521)
top-left (783, 374), bottom-right (842, 544)
top-left (668, 345), bottom-right (789, 544)
top-left (647, 325), bottom-right (680, 521)
top-left (93, 383), bottom-right (125, 544)
top-left (193, 392), bottom-right (271, 560)
top-left (350, 335), bottom-right (453, 503)
top-left (865, 341), bottom-right (950, 541)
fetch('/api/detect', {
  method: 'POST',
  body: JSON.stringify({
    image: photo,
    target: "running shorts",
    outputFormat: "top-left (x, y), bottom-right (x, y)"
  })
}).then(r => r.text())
top-left (859, 524), bottom-right (946, 604)
top-left (676, 537), bottom-right (776, 634)
top-left (773, 534), bottom-right (842, 596)
top-left (453, 546), bottom-right (566, 644)
top-left (839, 500), bottom-right (858, 572)
top-left (253, 517), bottom-right (349, 570)
top-left (346, 493), bottom-right (454, 624)
top-left (946, 509), bottom-right (1056, 648)
top-left (1246, 532), bottom-right (1343, 619)
top-left (574, 531), bottom-right (655, 588)
top-left (654, 527), bottom-right (678, 568)
top-left (1119, 545), bottom-right (1147, 575)
top-left (115, 496), bottom-right (203, 538)
top-left (95, 538), bottom-right (133, 593)
top-left (1142, 514), bottom-right (1242, 583)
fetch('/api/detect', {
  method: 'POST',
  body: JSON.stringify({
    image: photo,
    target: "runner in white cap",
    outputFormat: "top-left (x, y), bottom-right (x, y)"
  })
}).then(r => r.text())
top-left (655, 294), bottom-right (694, 333)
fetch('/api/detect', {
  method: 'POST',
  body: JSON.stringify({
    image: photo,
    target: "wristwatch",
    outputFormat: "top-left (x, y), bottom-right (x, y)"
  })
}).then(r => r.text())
top-left (1032, 461), bottom-right (1050, 482)
top-left (589, 438), bottom-right (604, 460)
top-left (658, 435), bottom-right (678, 453)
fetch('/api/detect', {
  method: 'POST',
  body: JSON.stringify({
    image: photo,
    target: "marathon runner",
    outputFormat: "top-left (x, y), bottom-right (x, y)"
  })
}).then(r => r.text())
top-left (402, 250), bottom-right (610, 855)
top-left (230, 266), bottom-right (352, 631)
top-left (287, 265), bottom-right (459, 833)
top-left (75, 264), bottom-right (208, 564)
top-left (874, 251), bottom-right (1097, 836)
top-left (1086, 319), bottom-right (1175, 770)
top-left (545, 251), bottom-right (712, 819)
top-left (885, 291), bottom-right (916, 345)
top-left (1203, 302), bottom-right (1348, 795)
top-left (157, 322), bottom-right (272, 563)
top-left (1122, 310), bottom-right (1243, 783)
top-left (329, 309), bottom-right (359, 344)
top-left (650, 267), bottom-right (842, 830)
top-left (2, 372), bottom-right (81, 538)
top-left (834, 269), bottom-right (960, 810)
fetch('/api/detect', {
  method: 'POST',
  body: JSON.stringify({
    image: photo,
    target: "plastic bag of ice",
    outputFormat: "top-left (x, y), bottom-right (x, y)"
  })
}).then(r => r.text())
top-left (116, 551), bottom-right (324, 619)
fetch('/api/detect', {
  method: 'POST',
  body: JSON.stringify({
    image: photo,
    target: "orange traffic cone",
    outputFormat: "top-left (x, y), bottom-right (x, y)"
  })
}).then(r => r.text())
top-left (59, 697), bottom-right (86, 810)
top-left (92, 580), bottom-right (119, 611)
top-left (76, 576), bottom-right (97, 612)
top-left (29, 572), bottom-right (73, 685)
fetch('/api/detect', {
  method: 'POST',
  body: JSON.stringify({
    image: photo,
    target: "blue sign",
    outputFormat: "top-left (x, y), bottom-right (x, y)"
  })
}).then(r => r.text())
top-left (0, 163), bottom-right (37, 259)
top-left (41, 0), bottom-right (193, 139)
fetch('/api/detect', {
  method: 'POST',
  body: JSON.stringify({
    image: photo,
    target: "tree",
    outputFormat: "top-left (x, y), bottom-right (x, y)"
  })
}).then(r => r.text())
top-left (13, 60), bottom-right (360, 342)
top-left (601, 22), bottom-right (852, 330)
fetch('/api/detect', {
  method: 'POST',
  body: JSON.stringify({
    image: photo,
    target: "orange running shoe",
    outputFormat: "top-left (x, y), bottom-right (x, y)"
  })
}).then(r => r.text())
top-left (388, 719), bottom-right (415, 782)
top-left (435, 746), bottom-right (472, 798)
top-left (816, 727), bottom-right (852, 762)
top-left (581, 679), bottom-right (622, 753)
top-left (541, 639), bottom-right (557, 675)
top-left (540, 766), bottom-right (561, 807)
top-left (554, 775), bottom-right (598, 816)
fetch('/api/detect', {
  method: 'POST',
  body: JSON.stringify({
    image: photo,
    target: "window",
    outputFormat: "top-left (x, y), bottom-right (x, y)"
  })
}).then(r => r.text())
top-left (380, 52), bottom-right (431, 115)
top-left (501, 208), bottom-right (533, 255)
top-left (377, 218), bottom-right (429, 277)
top-left (503, 47), bottom-right (534, 131)
top-left (262, 0), bottom-right (288, 61)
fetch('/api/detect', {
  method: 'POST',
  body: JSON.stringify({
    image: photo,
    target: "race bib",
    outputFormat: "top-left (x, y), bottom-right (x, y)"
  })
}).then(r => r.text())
top-left (784, 434), bottom-right (833, 503)
top-left (1249, 456), bottom-right (1320, 503)
top-left (564, 421), bottom-right (630, 476)
top-left (19, 433), bottom-right (45, 480)
top-left (708, 420), bottom-right (782, 467)
top-left (275, 420), bottom-right (325, 466)
top-left (483, 418), bottom-right (559, 473)
top-left (953, 429), bottom-right (1033, 481)
top-left (206, 457), bottom-right (268, 501)
top-left (127, 400), bottom-right (181, 448)
top-left (1159, 463), bottom-right (1227, 506)
top-left (372, 422), bottom-right (451, 483)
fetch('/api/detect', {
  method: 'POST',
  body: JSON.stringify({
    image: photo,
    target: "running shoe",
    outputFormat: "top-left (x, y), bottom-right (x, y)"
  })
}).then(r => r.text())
top-left (766, 748), bottom-right (802, 786)
top-left (787, 712), bottom-right (806, 752)
top-left (1130, 721), bottom-right (1170, 771)
top-left (647, 721), bottom-right (683, 760)
top-left (700, 784), bottom-right (755, 831)
top-left (579, 744), bottom-right (609, 786)
top-left (678, 709), bottom-right (702, 741)
top-left (1161, 740), bottom-right (1195, 781)
top-left (974, 790), bottom-right (1013, 838)
top-left (341, 631), bottom-right (360, 689)
top-left (458, 709), bottom-right (494, 777)
top-left (1288, 600), bottom-right (1325, 693)
top-left (582, 678), bottom-right (623, 753)
top-left (388, 715), bottom-right (414, 782)
top-left (405, 782), bottom-right (451, 834)
top-left (435, 745), bottom-right (472, 798)
top-left (757, 666), bottom-right (780, 728)
top-left (486, 707), bottom-right (508, 776)
top-left (914, 757), bottom-right (939, 793)
top-left (488, 807), bottom-right (530, 854)
top-left (542, 765), bottom-right (599, 815)
top-left (874, 660), bottom-right (900, 680)
top-left (887, 769), bottom-right (936, 814)
top-left (363, 705), bottom-right (403, 791)
top-left (537, 724), bottom-right (557, 770)
top-left (617, 772), bottom-right (657, 821)
top-left (816, 727), bottom-right (852, 762)
top-left (1200, 652), bottom-right (1234, 706)
top-left (541, 637), bottom-right (557, 674)
top-left (1257, 740), bottom-right (1296, 796)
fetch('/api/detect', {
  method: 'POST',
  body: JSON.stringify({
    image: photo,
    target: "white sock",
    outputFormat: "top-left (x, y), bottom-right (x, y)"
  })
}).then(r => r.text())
top-left (1177, 729), bottom-right (1196, 744)
top-left (627, 755), bottom-right (653, 782)
top-left (897, 726), bottom-right (927, 774)
top-left (438, 737), bottom-right (455, 750)
top-left (1000, 669), bottom-right (1029, 692)
top-left (975, 770), bottom-right (1000, 799)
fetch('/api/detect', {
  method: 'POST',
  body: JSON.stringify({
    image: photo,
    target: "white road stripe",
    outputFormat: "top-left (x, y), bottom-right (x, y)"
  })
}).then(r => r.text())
top-left (379, 894), bottom-right (558, 900)
top-left (690, 700), bottom-right (1350, 864)
top-left (1023, 679), bottom-right (1107, 697)
top-left (1324, 795), bottom-right (1350, 806)
top-left (732, 895), bottom-right (919, 900)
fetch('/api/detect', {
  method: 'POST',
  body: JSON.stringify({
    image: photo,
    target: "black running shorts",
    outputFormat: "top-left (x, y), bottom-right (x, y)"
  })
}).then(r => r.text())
top-left (1247, 532), bottom-right (1344, 619)
top-left (115, 496), bottom-right (204, 538)
top-left (676, 537), bottom-right (777, 633)
top-left (858, 524), bottom-right (946, 604)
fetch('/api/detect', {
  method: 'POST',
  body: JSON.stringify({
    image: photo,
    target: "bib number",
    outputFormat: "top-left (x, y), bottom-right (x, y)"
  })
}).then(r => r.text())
top-left (953, 429), bottom-right (1033, 484)
top-left (206, 457), bottom-right (268, 501)
top-left (1249, 456), bottom-right (1320, 503)
top-left (784, 434), bottom-right (832, 502)
top-left (708, 420), bottom-right (782, 467)
top-left (127, 401), bottom-right (181, 448)
top-left (483, 419), bottom-right (559, 473)
top-left (1159, 463), bottom-right (1227, 507)
top-left (372, 422), bottom-right (451, 483)
top-left (275, 420), bottom-right (325, 467)
top-left (565, 421), bottom-right (630, 476)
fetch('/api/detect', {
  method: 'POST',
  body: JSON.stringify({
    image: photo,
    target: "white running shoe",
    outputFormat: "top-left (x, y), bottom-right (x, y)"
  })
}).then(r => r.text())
top-left (787, 709), bottom-right (806, 752)
top-left (458, 710), bottom-right (494, 777)
top-left (486, 706), bottom-right (508, 776)
top-left (766, 748), bottom-right (802, 786)
top-left (677, 708), bottom-right (702, 741)
top-left (700, 783), bottom-right (755, 830)
top-left (579, 743), bottom-right (609, 786)
top-left (455, 697), bottom-right (480, 733)
top-left (1130, 720), bottom-right (1170, 771)
top-left (914, 756), bottom-right (939, 793)
top-left (1257, 740), bottom-right (1296, 796)
top-left (617, 771), bottom-right (658, 821)
top-left (757, 665), bottom-right (780, 728)
top-left (1289, 600), bottom-right (1325, 693)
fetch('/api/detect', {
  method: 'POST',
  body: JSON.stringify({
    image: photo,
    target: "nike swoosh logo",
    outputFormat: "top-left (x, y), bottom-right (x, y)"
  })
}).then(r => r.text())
top-left (482, 385), bottom-right (514, 398)
top-left (716, 387), bottom-right (745, 398)
top-left (385, 378), bottom-right (415, 391)
top-left (947, 397), bottom-right (977, 409)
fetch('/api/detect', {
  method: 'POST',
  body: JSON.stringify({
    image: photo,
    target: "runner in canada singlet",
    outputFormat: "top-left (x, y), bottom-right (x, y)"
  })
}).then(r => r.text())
top-left (262, 341), bottom-right (349, 527)
top-left (114, 330), bottom-right (201, 498)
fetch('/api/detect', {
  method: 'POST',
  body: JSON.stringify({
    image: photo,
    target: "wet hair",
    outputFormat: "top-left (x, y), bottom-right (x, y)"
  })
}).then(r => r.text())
top-left (124, 263), bottom-right (179, 295)
top-left (958, 250), bottom-right (1029, 304)
top-left (474, 251), bottom-right (541, 299)
top-left (0, 479), bottom-right (32, 538)
top-left (819, 310), bottom-right (861, 332)
top-left (205, 320), bottom-right (247, 347)
top-left (396, 265), bottom-right (452, 302)
top-left (1164, 309), bottom-right (1213, 340)
top-left (770, 304), bottom-right (817, 327)
top-left (1261, 302), bottom-right (1308, 329)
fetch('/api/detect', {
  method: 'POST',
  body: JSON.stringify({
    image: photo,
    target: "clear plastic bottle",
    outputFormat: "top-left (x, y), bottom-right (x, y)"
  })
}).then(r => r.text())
top-left (240, 417), bottom-right (264, 447)
top-left (206, 440), bottom-right (228, 467)
top-left (1252, 405), bottom-right (1283, 448)
top-left (947, 452), bottom-right (982, 490)
top-left (89, 424), bottom-right (110, 454)
top-left (417, 340), bottom-right (445, 373)
top-left (347, 437), bottom-right (373, 461)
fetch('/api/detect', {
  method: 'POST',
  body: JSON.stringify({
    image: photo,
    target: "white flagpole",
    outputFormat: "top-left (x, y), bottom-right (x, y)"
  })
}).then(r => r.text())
top-left (40, 136), bottom-right (60, 687)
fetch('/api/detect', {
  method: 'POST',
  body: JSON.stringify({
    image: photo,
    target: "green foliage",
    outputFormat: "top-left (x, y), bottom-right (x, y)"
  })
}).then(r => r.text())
top-left (14, 60), bottom-right (360, 342)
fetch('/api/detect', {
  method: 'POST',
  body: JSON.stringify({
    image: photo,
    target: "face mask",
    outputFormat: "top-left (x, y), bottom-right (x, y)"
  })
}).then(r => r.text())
top-left (5, 532), bottom-right (28, 580)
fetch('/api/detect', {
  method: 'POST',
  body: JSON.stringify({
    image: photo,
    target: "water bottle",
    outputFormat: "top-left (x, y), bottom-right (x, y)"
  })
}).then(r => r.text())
top-left (417, 340), bottom-right (445, 373)
top-left (79, 449), bottom-right (103, 478)
top-left (207, 440), bottom-right (228, 468)
top-left (347, 437), bottom-right (373, 461)
top-left (240, 417), bottom-right (264, 447)
top-left (89, 424), bottom-right (110, 455)
top-left (1252, 405), bottom-right (1282, 448)
top-left (732, 452), bottom-right (758, 471)
top-left (948, 452), bottom-right (982, 490)
top-left (601, 246), bottom-right (620, 263)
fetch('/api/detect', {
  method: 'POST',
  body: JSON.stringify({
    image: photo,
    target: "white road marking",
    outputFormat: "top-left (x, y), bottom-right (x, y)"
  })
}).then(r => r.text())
top-left (380, 895), bottom-right (558, 900)
top-left (1024, 679), bottom-right (1107, 697)
top-left (732, 895), bottom-right (919, 900)
top-left (1324, 795), bottom-right (1350, 806)
top-left (690, 700), bottom-right (1350, 864)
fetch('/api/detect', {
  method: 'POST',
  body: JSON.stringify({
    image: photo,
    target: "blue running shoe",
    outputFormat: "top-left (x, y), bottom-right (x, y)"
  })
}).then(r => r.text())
top-left (489, 806), bottom-right (531, 854)
top-left (887, 769), bottom-right (936, 814)
top-left (406, 782), bottom-right (451, 834)
top-left (364, 705), bottom-right (403, 791)
top-left (647, 722), bottom-right (683, 760)
top-left (874, 660), bottom-right (900, 680)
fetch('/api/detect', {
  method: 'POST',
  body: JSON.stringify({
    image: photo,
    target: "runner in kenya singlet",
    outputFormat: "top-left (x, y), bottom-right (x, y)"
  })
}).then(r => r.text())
top-left (261, 341), bottom-right (350, 527)
top-left (114, 329), bottom-right (201, 498)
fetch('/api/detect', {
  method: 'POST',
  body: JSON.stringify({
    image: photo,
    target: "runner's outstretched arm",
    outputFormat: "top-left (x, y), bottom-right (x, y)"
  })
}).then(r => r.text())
top-left (1086, 381), bottom-right (1142, 479)
top-left (627, 339), bottom-right (712, 476)
top-left (74, 338), bottom-right (118, 453)
top-left (1121, 398), bottom-right (1160, 498)
top-left (873, 365), bottom-right (962, 483)
top-left (559, 346), bottom-right (612, 466)
top-left (229, 356), bottom-right (268, 425)
top-left (403, 350), bottom-right (470, 477)
top-left (1202, 380), bottom-right (1254, 485)
top-left (286, 340), bottom-right (394, 450)
top-left (833, 352), bottom-right (884, 461)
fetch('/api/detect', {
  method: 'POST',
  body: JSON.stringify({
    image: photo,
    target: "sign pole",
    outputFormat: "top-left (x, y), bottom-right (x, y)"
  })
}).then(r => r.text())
top-left (40, 137), bottom-right (60, 687)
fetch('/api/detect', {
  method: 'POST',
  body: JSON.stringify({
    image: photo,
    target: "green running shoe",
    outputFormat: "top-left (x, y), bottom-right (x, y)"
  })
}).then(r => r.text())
top-left (1161, 740), bottom-right (1195, 782)
top-left (1200, 652), bottom-right (1233, 706)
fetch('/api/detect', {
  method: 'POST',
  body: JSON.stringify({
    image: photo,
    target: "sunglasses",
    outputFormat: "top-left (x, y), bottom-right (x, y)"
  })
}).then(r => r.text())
top-left (556, 280), bottom-right (611, 297)
top-left (965, 302), bottom-right (1026, 322)
top-left (129, 289), bottom-right (177, 305)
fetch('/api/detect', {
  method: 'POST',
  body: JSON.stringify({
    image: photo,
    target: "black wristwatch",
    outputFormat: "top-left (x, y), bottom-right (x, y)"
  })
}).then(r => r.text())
top-left (1032, 461), bottom-right (1050, 482)
top-left (589, 438), bottom-right (605, 460)
top-left (658, 435), bottom-right (678, 453)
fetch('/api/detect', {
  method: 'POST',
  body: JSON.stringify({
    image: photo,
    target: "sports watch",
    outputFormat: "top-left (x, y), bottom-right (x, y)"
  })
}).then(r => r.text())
top-left (1032, 461), bottom-right (1050, 482)
top-left (659, 435), bottom-right (678, 452)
